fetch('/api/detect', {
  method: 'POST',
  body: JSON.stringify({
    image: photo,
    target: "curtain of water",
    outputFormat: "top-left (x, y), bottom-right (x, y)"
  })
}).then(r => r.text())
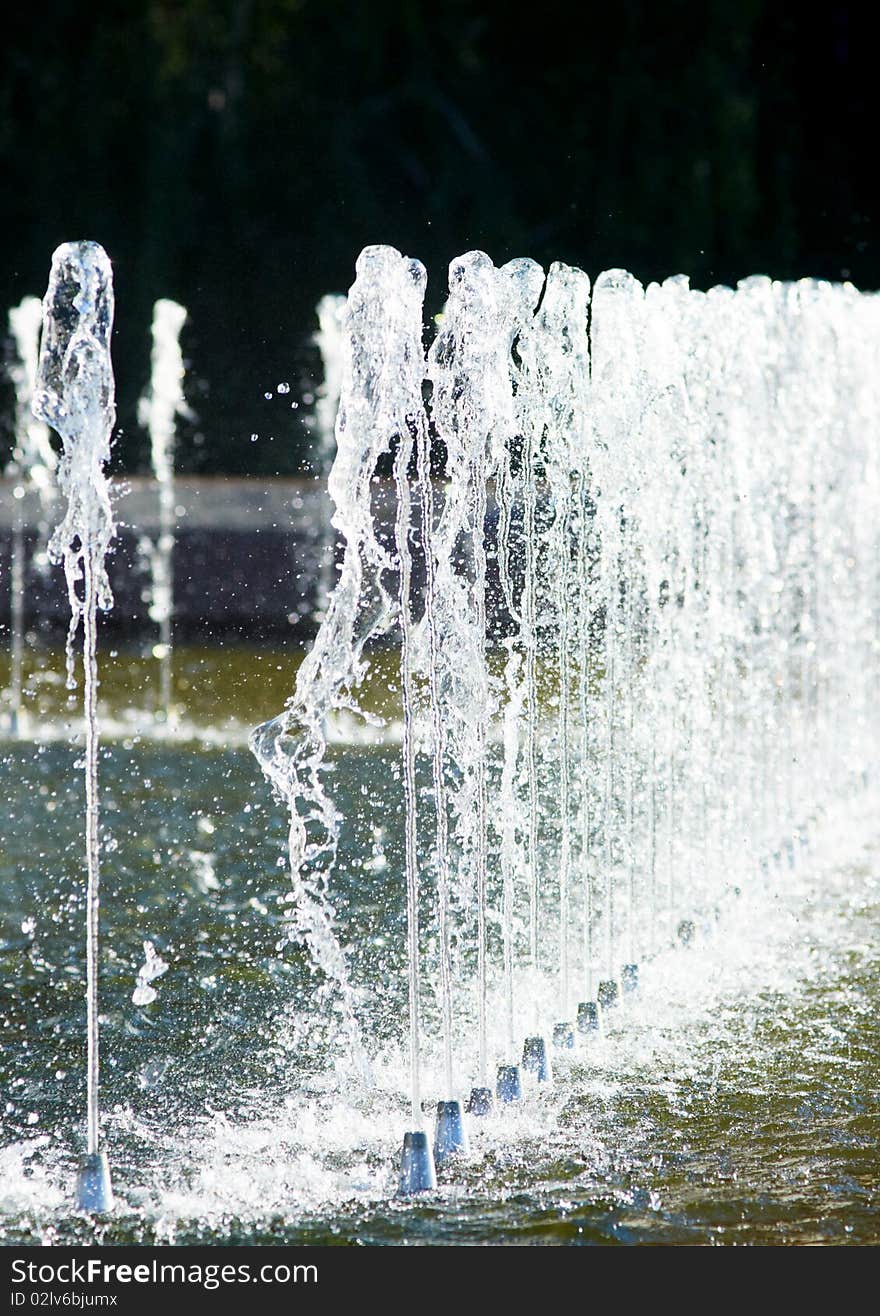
top-left (294, 247), bottom-right (880, 1101)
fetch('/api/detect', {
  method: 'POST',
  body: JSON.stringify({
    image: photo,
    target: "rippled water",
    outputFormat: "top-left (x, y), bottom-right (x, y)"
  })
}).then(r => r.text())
top-left (1, 653), bottom-right (878, 1246)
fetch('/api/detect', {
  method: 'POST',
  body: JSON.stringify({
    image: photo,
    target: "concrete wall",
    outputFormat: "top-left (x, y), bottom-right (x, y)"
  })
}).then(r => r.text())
top-left (0, 477), bottom-right (337, 644)
top-left (1, 476), bottom-right (525, 648)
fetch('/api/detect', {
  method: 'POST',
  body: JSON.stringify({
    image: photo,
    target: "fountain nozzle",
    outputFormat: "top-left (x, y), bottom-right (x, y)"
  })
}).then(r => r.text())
top-left (522, 1035), bottom-right (552, 1082)
top-left (467, 1086), bottom-right (494, 1116)
top-left (434, 1099), bottom-right (469, 1163)
top-left (74, 1150), bottom-right (114, 1213)
top-left (577, 1001), bottom-right (600, 1034)
top-left (496, 1064), bottom-right (523, 1103)
top-left (399, 1130), bottom-right (436, 1195)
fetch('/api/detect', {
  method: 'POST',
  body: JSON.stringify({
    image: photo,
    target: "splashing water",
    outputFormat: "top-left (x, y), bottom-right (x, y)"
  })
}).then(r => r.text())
top-left (280, 248), bottom-right (880, 1151)
top-left (2, 243), bottom-right (880, 1237)
top-left (132, 940), bottom-right (169, 1007)
top-left (32, 240), bottom-right (116, 1159)
top-left (250, 247), bottom-right (428, 1079)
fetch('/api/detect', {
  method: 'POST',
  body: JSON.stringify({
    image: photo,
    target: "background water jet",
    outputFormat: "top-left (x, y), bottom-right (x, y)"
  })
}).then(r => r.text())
top-left (3, 296), bottom-right (56, 736)
top-left (138, 298), bottom-right (189, 726)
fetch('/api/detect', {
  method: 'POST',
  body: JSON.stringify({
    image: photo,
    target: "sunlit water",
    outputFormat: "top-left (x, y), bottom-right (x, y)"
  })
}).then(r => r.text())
top-left (1, 659), bottom-right (877, 1245)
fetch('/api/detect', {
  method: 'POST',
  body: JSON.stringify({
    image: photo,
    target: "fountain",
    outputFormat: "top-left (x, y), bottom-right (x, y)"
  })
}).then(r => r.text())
top-left (247, 246), bottom-right (880, 1193)
top-left (3, 297), bottom-right (57, 736)
top-left (31, 241), bottom-right (117, 1211)
top-left (1, 239), bottom-right (878, 1242)
top-left (138, 298), bottom-right (190, 725)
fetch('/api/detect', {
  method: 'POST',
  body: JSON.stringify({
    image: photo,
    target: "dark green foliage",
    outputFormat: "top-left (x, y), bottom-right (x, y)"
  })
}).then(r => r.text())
top-left (1, 2), bottom-right (874, 474)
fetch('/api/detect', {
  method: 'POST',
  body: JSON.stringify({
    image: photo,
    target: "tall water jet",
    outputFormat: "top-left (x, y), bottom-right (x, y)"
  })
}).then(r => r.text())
top-left (255, 243), bottom-right (880, 1199)
top-left (138, 298), bottom-right (189, 724)
top-left (349, 249), bottom-right (436, 1193)
top-left (251, 247), bottom-right (432, 1090)
top-left (423, 252), bottom-right (543, 1128)
top-left (588, 270), bottom-right (646, 993)
top-left (517, 261), bottom-right (591, 1046)
top-left (32, 241), bottom-right (116, 1212)
top-left (4, 297), bottom-right (57, 735)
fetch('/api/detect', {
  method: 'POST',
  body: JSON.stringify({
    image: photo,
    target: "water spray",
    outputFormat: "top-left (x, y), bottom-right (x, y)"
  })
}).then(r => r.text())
top-left (33, 240), bottom-right (117, 1213)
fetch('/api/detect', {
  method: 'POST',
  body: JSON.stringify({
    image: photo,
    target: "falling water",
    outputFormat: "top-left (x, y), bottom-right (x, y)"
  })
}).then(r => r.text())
top-left (31, 241), bottom-right (116, 1167)
top-left (4, 297), bottom-right (57, 734)
top-left (250, 247), bottom-right (428, 1079)
top-left (138, 298), bottom-right (189, 722)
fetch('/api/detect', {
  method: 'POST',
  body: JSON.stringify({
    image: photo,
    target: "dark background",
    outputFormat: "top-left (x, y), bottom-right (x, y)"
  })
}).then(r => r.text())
top-left (1, 0), bottom-right (876, 476)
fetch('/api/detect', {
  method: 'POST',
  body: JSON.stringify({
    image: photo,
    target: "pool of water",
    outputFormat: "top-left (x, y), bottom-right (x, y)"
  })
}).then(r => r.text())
top-left (1, 659), bottom-right (878, 1246)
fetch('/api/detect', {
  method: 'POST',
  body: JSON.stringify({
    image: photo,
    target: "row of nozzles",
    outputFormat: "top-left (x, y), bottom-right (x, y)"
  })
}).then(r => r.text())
top-left (397, 808), bottom-right (824, 1197)
top-left (400, 965), bottom-right (641, 1193)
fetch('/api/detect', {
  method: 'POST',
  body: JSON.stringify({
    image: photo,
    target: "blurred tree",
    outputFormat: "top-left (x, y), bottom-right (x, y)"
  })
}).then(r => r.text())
top-left (0, 0), bottom-right (876, 475)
